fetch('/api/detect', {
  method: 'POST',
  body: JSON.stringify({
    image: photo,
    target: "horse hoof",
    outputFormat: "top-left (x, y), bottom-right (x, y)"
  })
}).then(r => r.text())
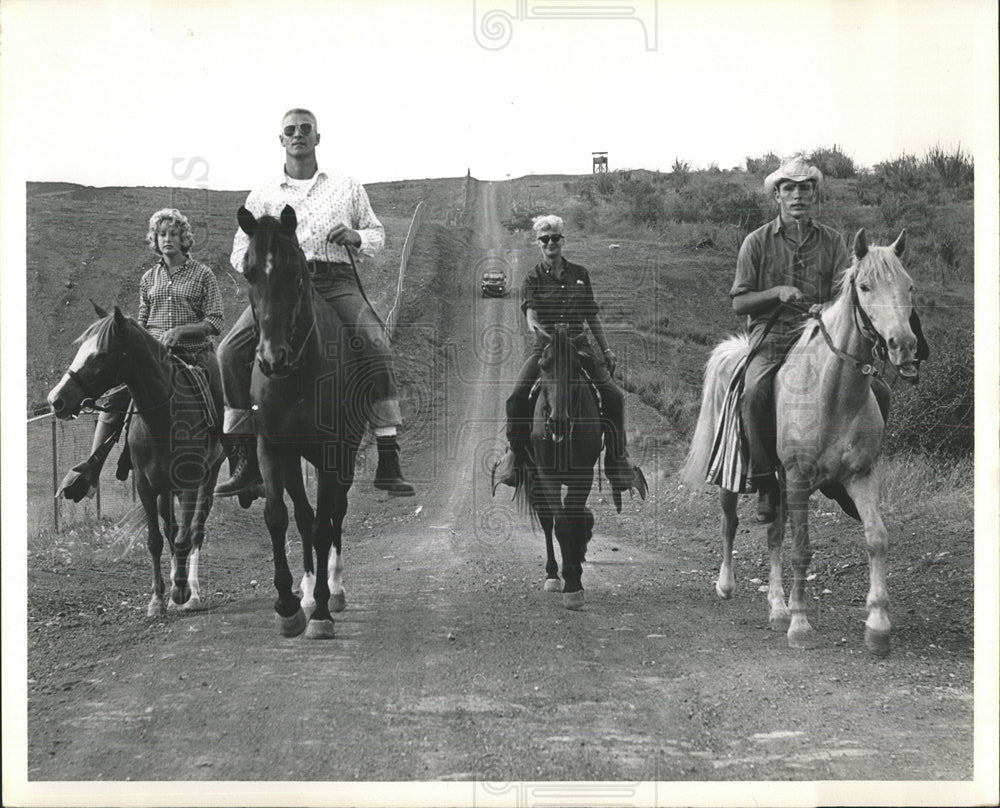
top-left (543, 578), bottom-right (562, 593)
top-left (275, 608), bottom-right (307, 637)
top-left (305, 619), bottom-right (336, 640)
top-left (562, 591), bottom-right (585, 611)
top-left (170, 586), bottom-right (190, 606)
top-left (147, 599), bottom-right (165, 618)
top-left (715, 582), bottom-right (734, 600)
top-left (301, 600), bottom-right (316, 620)
top-left (865, 629), bottom-right (891, 657)
top-left (329, 592), bottom-right (347, 613)
top-left (769, 610), bottom-right (792, 632)
top-left (181, 595), bottom-right (206, 612)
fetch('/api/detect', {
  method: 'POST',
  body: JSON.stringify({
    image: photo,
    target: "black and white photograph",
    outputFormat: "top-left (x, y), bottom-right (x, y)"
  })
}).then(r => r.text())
top-left (1, 1), bottom-right (997, 806)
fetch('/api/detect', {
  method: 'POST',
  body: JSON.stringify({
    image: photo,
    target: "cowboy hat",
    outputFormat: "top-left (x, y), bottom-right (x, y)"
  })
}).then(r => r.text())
top-left (764, 156), bottom-right (823, 194)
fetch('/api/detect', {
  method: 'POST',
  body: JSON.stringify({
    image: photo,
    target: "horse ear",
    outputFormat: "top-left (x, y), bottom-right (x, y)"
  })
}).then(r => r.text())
top-left (113, 306), bottom-right (127, 326)
top-left (237, 206), bottom-right (257, 236)
top-left (279, 205), bottom-right (298, 234)
top-left (853, 229), bottom-right (868, 260)
top-left (892, 229), bottom-right (907, 258)
top-left (90, 299), bottom-right (108, 318)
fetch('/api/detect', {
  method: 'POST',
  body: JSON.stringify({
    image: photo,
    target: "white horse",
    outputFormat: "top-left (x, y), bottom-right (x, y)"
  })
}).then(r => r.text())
top-left (682, 229), bottom-right (929, 656)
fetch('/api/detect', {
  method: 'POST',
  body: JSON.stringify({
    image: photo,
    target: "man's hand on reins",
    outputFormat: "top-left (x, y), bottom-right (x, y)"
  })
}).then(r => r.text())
top-left (603, 347), bottom-right (617, 376)
top-left (326, 224), bottom-right (362, 248)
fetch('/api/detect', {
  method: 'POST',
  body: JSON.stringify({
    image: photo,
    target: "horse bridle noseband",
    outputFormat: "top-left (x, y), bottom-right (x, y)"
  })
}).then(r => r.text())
top-left (806, 279), bottom-right (891, 379)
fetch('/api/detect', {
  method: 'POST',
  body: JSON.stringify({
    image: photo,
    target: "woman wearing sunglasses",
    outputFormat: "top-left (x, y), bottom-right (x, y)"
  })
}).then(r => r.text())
top-left (493, 215), bottom-right (643, 495)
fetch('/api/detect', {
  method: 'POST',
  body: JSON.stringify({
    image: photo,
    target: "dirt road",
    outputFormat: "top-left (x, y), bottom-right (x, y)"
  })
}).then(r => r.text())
top-left (24, 182), bottom-right (976, 799)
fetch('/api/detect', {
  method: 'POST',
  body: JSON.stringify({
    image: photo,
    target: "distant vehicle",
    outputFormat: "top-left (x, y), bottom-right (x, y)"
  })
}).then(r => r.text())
top-left (481, 269), bottom-right (508, 298)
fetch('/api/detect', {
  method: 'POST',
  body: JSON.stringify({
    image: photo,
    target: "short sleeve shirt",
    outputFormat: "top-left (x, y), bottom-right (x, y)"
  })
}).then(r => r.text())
top-left (731, 216), bottom-right (849, 333)
top-left (522, 259), bottom-right (599, 337)
top-left (138, 257), bottom-right (224, 352)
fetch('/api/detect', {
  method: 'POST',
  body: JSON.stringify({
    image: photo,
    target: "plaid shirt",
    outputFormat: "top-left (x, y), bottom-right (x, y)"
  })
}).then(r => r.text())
top-left (230, 167), bottom-right (385, 271)
top-left (138, 257), bottom-right (224, 351)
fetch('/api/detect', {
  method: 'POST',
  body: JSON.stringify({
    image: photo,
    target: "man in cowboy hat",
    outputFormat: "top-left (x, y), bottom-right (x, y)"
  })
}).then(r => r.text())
top-left (731, 156), bottom-right (849, 522)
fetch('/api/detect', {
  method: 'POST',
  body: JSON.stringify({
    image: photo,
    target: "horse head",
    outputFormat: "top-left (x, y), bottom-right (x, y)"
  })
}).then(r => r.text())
top-left (850, 228), bottom-right (929, 384)
top-left (536, 324), bottom-right (581, 443)
top-left (238, 205), bottom-right (311, 379)
top-left (48, 306), bottom-right (130, 418)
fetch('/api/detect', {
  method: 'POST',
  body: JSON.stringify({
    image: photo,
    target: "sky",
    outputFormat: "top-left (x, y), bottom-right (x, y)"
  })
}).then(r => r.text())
top-left (0, 0), bottom-right (995, 190)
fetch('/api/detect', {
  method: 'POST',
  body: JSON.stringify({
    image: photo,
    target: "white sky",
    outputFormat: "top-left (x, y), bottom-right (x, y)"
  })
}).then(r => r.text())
top-left (0, 0), bottom-right (995, 189)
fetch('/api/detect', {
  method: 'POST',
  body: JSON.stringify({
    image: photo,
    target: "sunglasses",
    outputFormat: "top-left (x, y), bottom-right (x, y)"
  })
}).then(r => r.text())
top-left (538, 234), bottom-right (563, 245)
top-left (282, 123), bottom-right (314, 137)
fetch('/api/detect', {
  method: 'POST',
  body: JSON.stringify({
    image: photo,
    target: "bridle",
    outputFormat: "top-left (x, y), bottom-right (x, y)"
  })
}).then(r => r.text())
top-left (804, 278), bottom-right (892, 380)
top-left (248, 235), bottom-right (316, 380)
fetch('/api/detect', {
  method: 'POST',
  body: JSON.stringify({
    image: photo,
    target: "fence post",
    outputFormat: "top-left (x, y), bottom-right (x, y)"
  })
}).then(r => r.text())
top-left (51, 417), bottom-right (60, 533)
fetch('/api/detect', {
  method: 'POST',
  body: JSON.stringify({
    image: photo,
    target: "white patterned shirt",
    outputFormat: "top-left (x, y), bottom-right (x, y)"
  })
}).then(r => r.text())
top-left (230, 167), bottom-right (385, 272)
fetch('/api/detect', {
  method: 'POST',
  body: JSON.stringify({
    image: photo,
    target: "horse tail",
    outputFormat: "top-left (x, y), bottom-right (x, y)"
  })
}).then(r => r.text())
top-left (680, 334), bottom-right (750, 489)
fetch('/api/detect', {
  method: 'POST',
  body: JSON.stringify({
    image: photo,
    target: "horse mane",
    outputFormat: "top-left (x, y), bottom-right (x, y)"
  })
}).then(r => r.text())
top-left (834, 241), bottom-right (908, 300)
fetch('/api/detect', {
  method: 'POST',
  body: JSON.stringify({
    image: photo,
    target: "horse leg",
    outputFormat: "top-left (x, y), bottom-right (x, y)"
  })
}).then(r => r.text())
top-left (262, 447), bottom-right (304, 637)
top-left (169, 489), bottom-right (198, 608)
top-left (180, 457), bottom-right (223, 613)
top-left (284, 458), bottom-right (317, 617)
top-left (304, 473), bottom-right (337, 639)
top-left (716, 489), bottom-right (738, 599)
top-left (845, 473), bottom-right (892, 656)
top-left (136, 475), bottom-right (166, 617)
top-left (326, 484), bottom-right (349, 613)
top-left (784, 472), bottom-right (815, 648)
top-left (540, 501), bottom-right (560, 592)
top-left (558, 476), bottom-right (591, 611)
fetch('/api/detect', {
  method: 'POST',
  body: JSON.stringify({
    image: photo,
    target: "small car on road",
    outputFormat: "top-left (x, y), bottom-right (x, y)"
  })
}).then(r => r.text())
top-left (481, 269), bottom-right (508, 298)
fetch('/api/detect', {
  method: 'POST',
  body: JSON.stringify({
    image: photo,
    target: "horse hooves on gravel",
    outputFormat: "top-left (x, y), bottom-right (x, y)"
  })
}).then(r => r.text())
top-left (329, 592), bottom-right (347, 613)
top-left (170, 585), bottom-right (191, 606)
top-left (562, 591), bottom-right (585, 610)
top-left (275, 608), bottom-right (307, 637)
top-left (543, 578), bottom-right (562, 593)
top-left (769, 609), bottom-right (792, 632)
top-left (787, 628), bottom-right (817, 650)
top-left (181, 595), bottom-right (206, 612)
top-left (301, 600), bottom-right (316, 620)
top-left (304, 619), bottom-right (336, 640)
top-left (147, 598), bottom-right (165, 618)
top-left (865, 629), bottom-right (891, 657)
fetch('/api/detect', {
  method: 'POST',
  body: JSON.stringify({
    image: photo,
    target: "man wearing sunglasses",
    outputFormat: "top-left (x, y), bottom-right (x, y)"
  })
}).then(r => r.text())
top-left (215, 108), bottom-right (414, 500)
top-left (492, 215), bottom-right (644, 497)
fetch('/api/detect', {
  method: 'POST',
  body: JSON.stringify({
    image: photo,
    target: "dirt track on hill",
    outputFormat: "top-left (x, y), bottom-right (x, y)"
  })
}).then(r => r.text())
top-left (24, 181), bottom-right (976, 800)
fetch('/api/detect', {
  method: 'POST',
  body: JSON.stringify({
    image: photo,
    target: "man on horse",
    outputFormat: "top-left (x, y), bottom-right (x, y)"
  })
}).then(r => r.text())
top-left (731, 156), bottom-right (850, 522)
top-left (492, 214), bottom-right (644, 495)
top-left (214, 107), bottom-right (414, 500)
top-left (57, 208), bottom-right (224, 502)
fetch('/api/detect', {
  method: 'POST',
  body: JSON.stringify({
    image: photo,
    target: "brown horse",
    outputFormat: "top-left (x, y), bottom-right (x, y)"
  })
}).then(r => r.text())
top-left (682, 230), bottom-right (929, 655)
top-left (517, 324), bottom-right (604, 609)
top-left (48, 305), bottom-right (224, 616)
top-left (237, 205), bottom-right (367, 639)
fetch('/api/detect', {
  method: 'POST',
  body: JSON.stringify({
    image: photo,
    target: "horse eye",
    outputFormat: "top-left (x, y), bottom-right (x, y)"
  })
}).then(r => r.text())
top-left (859, 283), bottom-right (871, 293)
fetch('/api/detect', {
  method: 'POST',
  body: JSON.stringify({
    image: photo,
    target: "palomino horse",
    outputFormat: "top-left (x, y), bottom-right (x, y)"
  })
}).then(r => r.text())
top-left (517, 324), bottom-right (603, 609)
top-left (48, 305), bottom-right (225, 616)
top-left (682, 230), bottom-right (929, 655)
top-left (237, 205), bottom-right (366, 639)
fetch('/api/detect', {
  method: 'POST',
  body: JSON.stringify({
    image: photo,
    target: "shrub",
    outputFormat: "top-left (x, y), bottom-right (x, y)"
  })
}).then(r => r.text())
top-left (925, 144), bottom-right (974, 188)
top-left (883, 325), bottom-right (973, 459)
top-left (502, 196), bottom-right (545, 232)
top-left (809, 144), bottom-right (857, 178)
top-left (745, 152), bottom-right (782, 174)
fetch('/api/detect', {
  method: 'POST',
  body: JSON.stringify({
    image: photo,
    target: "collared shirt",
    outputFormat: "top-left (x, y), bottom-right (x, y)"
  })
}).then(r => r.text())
top-left (138, 257), bottom-right (224, 352)
top-left (230, 167), bottom-right (385, 272)
top-left (730, 215), bottom-right (849, 333)
top-left (521, 259), bottom-right (599, 337)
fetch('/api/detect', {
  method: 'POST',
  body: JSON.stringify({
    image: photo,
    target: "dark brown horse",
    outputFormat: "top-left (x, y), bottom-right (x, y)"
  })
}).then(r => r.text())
top-left (48, 305), bottom-right (224, 616)
top-left (237, 205), bottom-right (367, 639)
top-left (517, 324), bottom-right (603, 609)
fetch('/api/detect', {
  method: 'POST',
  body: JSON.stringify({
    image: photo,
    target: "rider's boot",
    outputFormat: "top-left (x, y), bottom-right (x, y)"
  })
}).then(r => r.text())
top-left (602, 405), bottom-right (646, 497)
top-left (57, 418), bottom-right (118, 502)
top-left (373, 435), bottom-right (415, 496)
top-left (492, 397), bottom-right (531, 491)
top-left (753, 472), bottom-right (780, 523)
top-left (214, 434), bottom-right (263, 499)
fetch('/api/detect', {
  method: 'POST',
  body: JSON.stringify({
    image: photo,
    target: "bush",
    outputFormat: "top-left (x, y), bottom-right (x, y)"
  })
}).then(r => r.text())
top-left (745, 152), bottom-right (782, 174)
top-left (883, 325), bottom-right (973, 459)
top-left (502, 196), bottom-right (546, 231)
top-left (809, 144), bottom-right (857, 178)
top-left (925, 144), bottom-right (974, 188)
